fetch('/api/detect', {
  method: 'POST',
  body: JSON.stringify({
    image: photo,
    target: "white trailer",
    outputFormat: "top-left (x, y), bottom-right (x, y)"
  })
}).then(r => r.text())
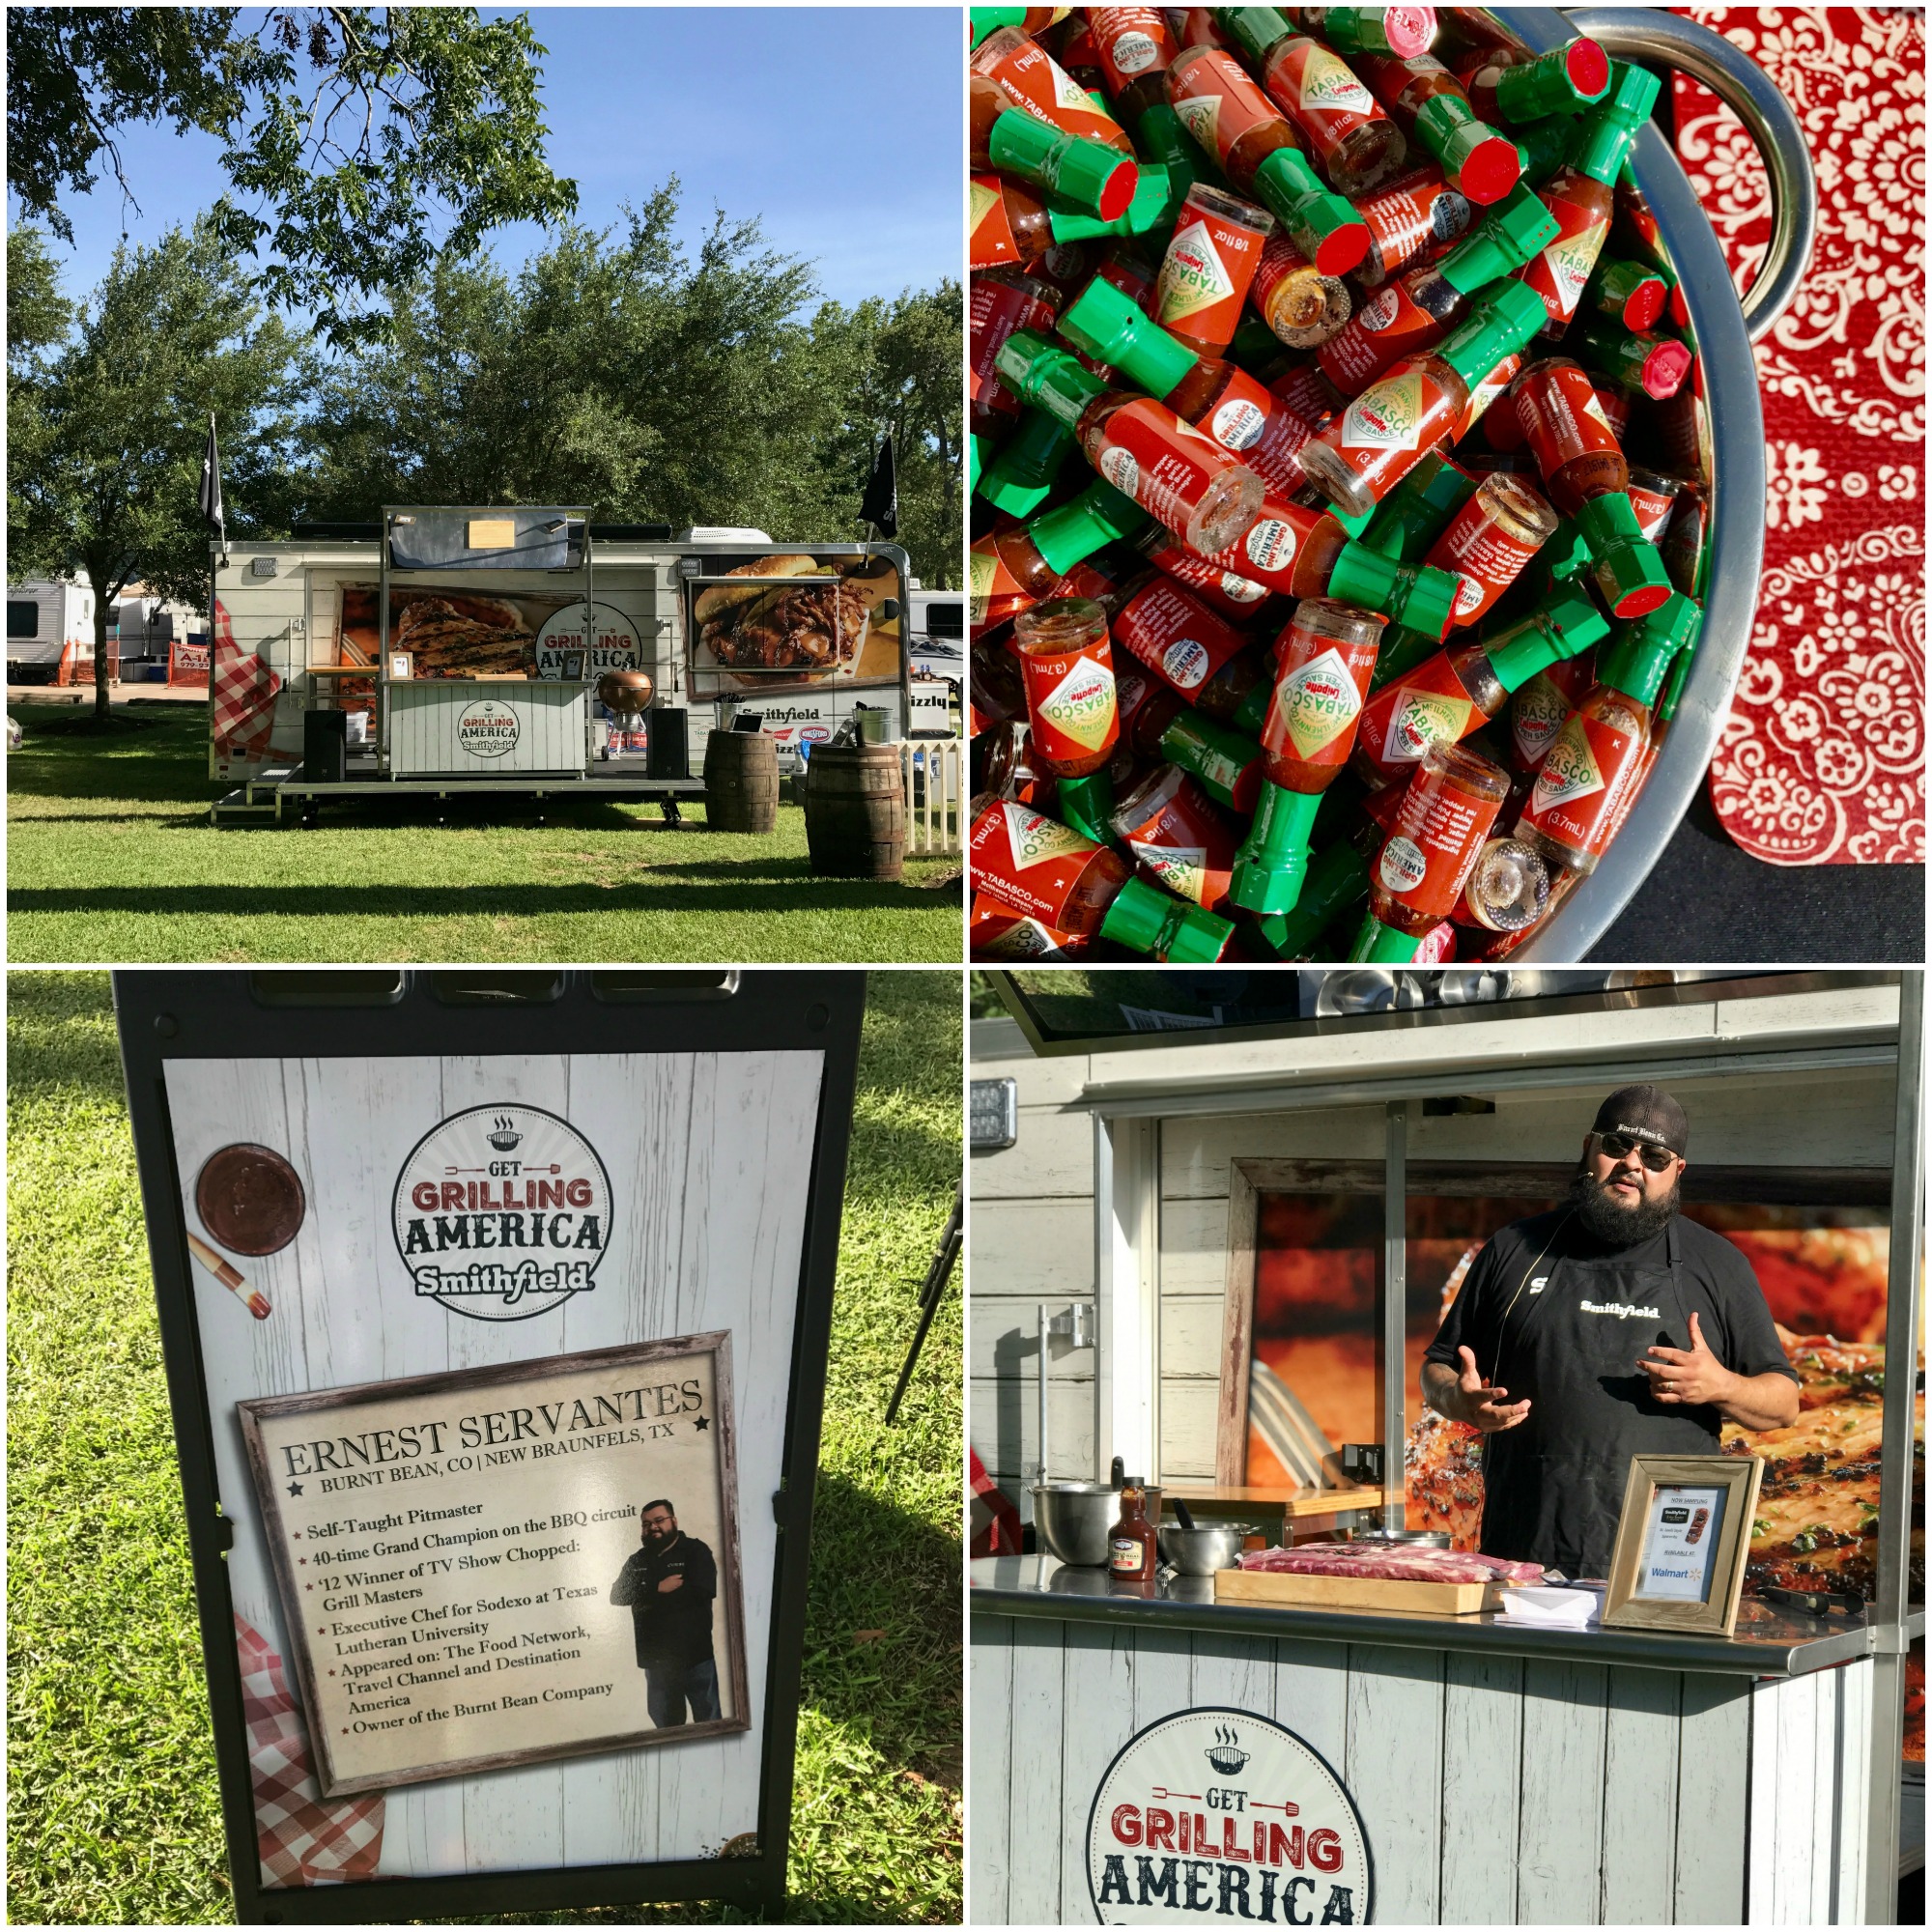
top-left (7, 579), bottom-right (97, 683)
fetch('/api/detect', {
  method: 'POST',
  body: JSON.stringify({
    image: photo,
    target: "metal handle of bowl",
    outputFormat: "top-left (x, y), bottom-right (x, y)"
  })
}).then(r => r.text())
top-left (1567, 6), bottom-right (1817, 339)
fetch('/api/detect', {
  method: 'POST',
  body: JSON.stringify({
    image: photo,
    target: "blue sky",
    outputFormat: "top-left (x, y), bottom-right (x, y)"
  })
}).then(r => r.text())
top-left (14, 5), bottom-right (963, 316)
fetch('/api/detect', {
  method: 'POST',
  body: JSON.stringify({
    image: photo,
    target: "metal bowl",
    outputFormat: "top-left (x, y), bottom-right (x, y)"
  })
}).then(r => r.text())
top-left (1473, 8), bottom-right (1815, 956)
top-left (1327, 1528), bottom-right (1453, 1548)
top-left (1030, 1482), bottom-right (1118, 1567)
top-left (1157, 1523), bottom-right (1259, 1577)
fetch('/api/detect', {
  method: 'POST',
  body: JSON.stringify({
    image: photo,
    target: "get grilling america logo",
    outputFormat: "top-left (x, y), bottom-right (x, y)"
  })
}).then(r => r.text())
top-left (392, 1104), bottom-right (611, 1321)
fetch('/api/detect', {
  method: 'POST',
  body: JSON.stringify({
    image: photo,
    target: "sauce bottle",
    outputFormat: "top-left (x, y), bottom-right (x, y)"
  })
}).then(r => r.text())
top-left (970, 165), bottom-right (1172, 270)
top-left (971, 25), bottom-right (1137, 154)
top-left (969, 800), bottom-right (1235, 958)
top-left (1623, 466), bottom-right (1685, 544)
top-left (1352, 52), bottom-right (1521, 204)
top-left (1230, 599), bottom-right (1385, 913)
top-left (1517, 62), bottom-right (1662, 332)
top-left (1155, 183), bottom-right (1276, 356)
top-left (1247, 232), bottom-right (1353, 349)
top-left (971, 266), bottom-right (1062, 439)
top-left (1299, 279), bottom-right (1548, 521)
top-left (1583, 256), bottom-right (1670, 331)
top-left (1282, 7), bottom-right (1436, 61)
top-left (1087, 8), bottom-right (1199, 207)
top-left (1508, 648), bottom-right (1595, 774)
top-left (1358, 450), bottom-right (1478, 560)
top-left (1108, 1477), bottom-right (1158, 1579)
top-left (970, 72), bottom-right (1141, 219)
top-left (1454, 835), bottom-right (1551, 934)
top-left (1164, 45), bottom-right (1369, 273)
top-left (1514, 592), bottom-right (1699, 878)
top-left (977, 405), bottom-right (1076, 518)
top-left (1350, 587), bottom-right (1606, 788)
top-left (1214, 9), bottom-right (1409, 196)
top-left (1452, 39), bottom-right (1611, 126)
top-left (1351, 741), bottom-right (1510, 959)
top-left (1424, 470), bottom-right (1559, 627)
top-left (1133, 524), bottom-right (1277, 622)
top-left (1110, 765), bottom-right (1242, 912)
top-left (1349, 162), bottom-right (1475, 286)
top-left (994, 328), bottom-right (1266, 554)
top-left (1013, 598), bottom-right (1122, 840)
top-left (1571, 312), bottom-right (1693, 401)
top-left (1600, 601), bottom-right (1702, 845)
top-left (970, 890), bottom-right (1082, 959)
top-left (1661, 485), bottom-right (1710, 597)
top-left (1315, 188), bottom-right (1559, 395)
top-left (970, 477), bottom-right (1148, 634)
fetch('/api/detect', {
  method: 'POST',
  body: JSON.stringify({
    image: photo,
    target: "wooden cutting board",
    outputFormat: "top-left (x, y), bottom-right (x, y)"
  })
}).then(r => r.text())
top-left (1214, 1568), bottom-right (1504, 1617)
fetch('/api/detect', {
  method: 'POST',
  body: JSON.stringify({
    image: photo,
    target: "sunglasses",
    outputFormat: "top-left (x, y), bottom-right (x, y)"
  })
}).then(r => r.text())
top-left (1596, 1131), bottom-right (1678, 1172)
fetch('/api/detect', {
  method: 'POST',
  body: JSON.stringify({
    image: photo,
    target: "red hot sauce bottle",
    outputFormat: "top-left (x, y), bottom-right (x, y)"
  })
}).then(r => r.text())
top-left (1013, 598), bottom-right (1122, 842)
top-left (1282, 8), bottom-right (1437, 62)
top-left (1108, 1478), bottom-right (1158, 1580)
top-left (1110, 765), bottom-right (1242, 913)
top-left (1349, 161), bottom-right (1475, 287)
top-left (1352, 741), bottom-right (1510, 959)
top-left (1351, 51), bottom-right (1521, 204)
top-left (970, 72), bottom-right (1140, 218)
top-left (971, 25), bottom-right (1137, 154)
top-left (1155, 183), bottom-right (1276, 357)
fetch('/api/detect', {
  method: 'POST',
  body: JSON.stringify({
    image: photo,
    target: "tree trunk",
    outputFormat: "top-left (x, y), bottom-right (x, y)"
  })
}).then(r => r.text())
top-left (92, 576), bottom-right (113, 724)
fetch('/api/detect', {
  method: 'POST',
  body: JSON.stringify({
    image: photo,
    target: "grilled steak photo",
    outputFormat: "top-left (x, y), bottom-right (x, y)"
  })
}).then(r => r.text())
top-left (393, 597), bottom-right (536, 678)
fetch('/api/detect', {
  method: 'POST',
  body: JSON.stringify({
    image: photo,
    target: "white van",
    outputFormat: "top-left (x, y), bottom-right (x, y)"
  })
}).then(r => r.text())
top-left (7, 580), bottom-right (96, 683)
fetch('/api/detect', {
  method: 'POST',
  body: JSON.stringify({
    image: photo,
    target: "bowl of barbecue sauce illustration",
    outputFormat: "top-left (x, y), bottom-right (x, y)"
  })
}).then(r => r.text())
top-left (195, 1144), bottom-right (307, 1257)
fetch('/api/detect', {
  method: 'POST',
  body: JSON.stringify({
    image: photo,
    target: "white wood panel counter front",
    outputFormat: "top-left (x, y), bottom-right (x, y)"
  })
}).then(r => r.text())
top-left (970, 1557), bottom-right (1875, 1927)
top-left (386, 678), bottom-right (589, 776)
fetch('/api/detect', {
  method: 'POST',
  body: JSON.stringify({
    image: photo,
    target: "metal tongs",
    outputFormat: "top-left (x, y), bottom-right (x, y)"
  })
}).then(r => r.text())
top-left (1753, 1585), bottom-right (1864, 1622)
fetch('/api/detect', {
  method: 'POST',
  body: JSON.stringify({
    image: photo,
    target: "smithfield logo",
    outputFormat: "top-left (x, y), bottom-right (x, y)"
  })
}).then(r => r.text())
top-left (392, 1104), bottom-right (611, 1321)
top-left (456, 698), bottom-right (520, 759)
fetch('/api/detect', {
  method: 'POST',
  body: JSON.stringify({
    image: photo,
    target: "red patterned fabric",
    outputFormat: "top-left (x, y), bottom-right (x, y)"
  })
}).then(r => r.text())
top-left (969, 1447), bottom-right (1022, 1558)
top-left (210, 599), bottom-right (282, 762)
top-left (1674, 7), bottom-right (1924, 865)
top-left (236, 1614), bottom-right (385, 1889)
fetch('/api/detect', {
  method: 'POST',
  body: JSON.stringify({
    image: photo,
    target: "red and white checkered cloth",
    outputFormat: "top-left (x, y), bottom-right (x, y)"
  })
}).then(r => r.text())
top-left (210, 599), bottom-right (282, 762)
top-left (969, 1447), bottom-right (1022, 1558)
top-left (236, 1613), bottom-right (384, 1889)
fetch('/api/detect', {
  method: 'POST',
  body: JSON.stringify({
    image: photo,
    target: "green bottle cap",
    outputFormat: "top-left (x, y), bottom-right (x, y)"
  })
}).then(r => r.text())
top-left (1415, 96), bottom-right (1522, 206)
top-left (977, 408), bottom-right (1077, 516)
top-left (1539, 513), bottom-right (1592, 582)
top-left (1350, 912), bottom-right (1424, 962)
top-left (1392, 559), bottom-right (1460, 640)
top-left (1599, 590), bottom-right (1702, 703)
top-left (986, 112), bottom-right (1140, 222)
top-left (1056, 770), bottom-right (1118, 844)
top-left (1493, 40), bottom-right (1612, 123)
top-left (1159, 707), bottom-right (1264, 812)
top-left (1486, 588), bottom-right (1609, 692)
top-left (1512, 111), bottom-right (1580, 185)
top-left (1573, 312), bottom-right (1692, 399)
top-left (970, 8), bottom-right (1027, 48)
top-left (1058, 277), bottom-right (1198, 401)
top-left (1571, 62), bottom-right (1662, 186)
top-left (1361, 451), bottom-right (1479, 559)
top-left (1586, 257), bottom-right (1669, 331)
top-left (993, 328), bottom-right (1110, 428)
top-left (1435, 282), bottom-right (1548, 392)
top-left (1438, 185), bottom-right (1562, 297)
top-left (1319, 7), bottom-right (1435, 59)
top-left (969, 430), bottom-right (985, 497)
top-left (1252, 150), bottom-right (1371, 277)
top-left (1133, 102), bottom-right (1199, 217)
top-left (1032, 478), bottom-right (1151, 577)
top-left (1101, 872), bottom-right (1234, 960)
top-left (1252, 835), bottom-right (1372, 957)
top-left (1214, 7), bottom-right (1291, 69)
top-left (1654, 609), bottom-right (1699, 726)
top-left (1366, 619), bottom-right (1438, 691)
top-left (1048, 164), bottom-right (1173, 241)
top-left (1229, 782), bottom-right (1324, 915)
top-left (1576, 492), bottom-right (1674, 617)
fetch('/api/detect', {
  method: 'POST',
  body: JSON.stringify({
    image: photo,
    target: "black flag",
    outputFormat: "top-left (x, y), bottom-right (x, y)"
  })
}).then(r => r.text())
top-left (859, 433), bottom-right (896, 538)
top-left (198, 413), bottom-right (224, 538)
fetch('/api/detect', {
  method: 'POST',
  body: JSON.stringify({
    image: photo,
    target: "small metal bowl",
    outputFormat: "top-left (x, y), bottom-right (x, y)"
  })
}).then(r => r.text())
top-left (1328, 1528), bottom-right (1453, 1548)
top-left (1156, 1523), bottom-right (1259, 1577)
top-left (1031, 1482), bottom-right (1118, 1567)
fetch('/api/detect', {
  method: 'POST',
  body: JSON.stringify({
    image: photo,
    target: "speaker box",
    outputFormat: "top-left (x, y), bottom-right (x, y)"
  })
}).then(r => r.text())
top-left (302, 708), bottom-right (347, 785)
top-left (646, 706), bottom-right (689, 779)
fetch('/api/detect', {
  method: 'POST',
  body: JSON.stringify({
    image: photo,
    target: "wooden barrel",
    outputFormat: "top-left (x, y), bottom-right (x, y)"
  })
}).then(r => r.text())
top-left (702, 729), bottom-right (779, 833)
top-left (803, 744), bottom-right (905, 881)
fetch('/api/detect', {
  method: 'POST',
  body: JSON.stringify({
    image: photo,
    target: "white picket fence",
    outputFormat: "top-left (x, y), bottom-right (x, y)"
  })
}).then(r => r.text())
top-left (901, 738), bottom-right (965, 855)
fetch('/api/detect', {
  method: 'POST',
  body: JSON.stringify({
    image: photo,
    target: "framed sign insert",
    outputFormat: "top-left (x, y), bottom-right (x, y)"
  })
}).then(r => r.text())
top-left (1601, 1453), bottom-right (1764, 1636)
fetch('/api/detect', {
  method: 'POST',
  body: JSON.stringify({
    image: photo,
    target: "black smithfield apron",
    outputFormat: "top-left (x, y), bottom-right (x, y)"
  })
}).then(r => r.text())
top-left (1479, 1218), bottom-right (1720, 1578)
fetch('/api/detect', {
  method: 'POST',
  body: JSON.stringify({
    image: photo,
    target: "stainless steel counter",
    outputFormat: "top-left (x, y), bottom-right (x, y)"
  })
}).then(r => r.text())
top-left (970, 1554), bottom-right (1871, 1679)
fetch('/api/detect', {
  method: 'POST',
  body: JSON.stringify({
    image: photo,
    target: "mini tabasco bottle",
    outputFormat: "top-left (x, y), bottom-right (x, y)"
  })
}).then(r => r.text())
top-left (1282, 7), bottom-right (1436, 61)
top-left (1352, 51), bottom-right (1521, 204)
top-left (1358, 450), bottom-right (1479, 560)
top-left (1570, 312), bottom-right (1694, 402)
top-left (1350, 586), bottom-right (1606, 788)
top-left (1299, 278), bottom-right (1548, 521)
top-left (1452, 38), bottom-right (1610, 126)
top-left (1247, 232), bottom-right (1352, 349)
top-left (1213, 8), bottom-right (1408, 196)
top-left (1600, 601), bottom-right (1702, 845)
top-left (1350, 162), bottom-right (1475, 286)
top-left (1164, 44), bottom-right (1370, 273)
top-left (1108, 1477), bottom-right (1158, 1579)
top-left (971, 25), bottom-right (1136, 154)
top-left (1110, 765), bottom-right (1242, 912)
top-left (1230, 599), bottom-right (1386, 913)
top-left (971, 265), bottom-right (1062, 439)
top-left (1088, 9), bottom-right (1195, 205)
top-left (970, 73), bottom-right (1141, 219)
top-left (1351, 741), bottom-right (1510, 959)
top-left (1582, 256), bottom-right (1670, 331)
top-left (994, 328), bottom-right (1266, 554)
top-left (1515, 592), bottom-right (1700, 877)
top-left (1012, 597), bottom-right (1122, 841)
top-left (970, 800), bottom-right (1235, 958)
top-left (970, 477), bottom-right (1148, 635)
top-left (1315, 188), bottom-right (1559, 395)
top-left (970, 165), bottom-right (1173, 270)
top-left (1455, 835), bottom-right (1552, 935)
top-left (1508, 648), bottom-right (1595, 773)
top-left (1154, 182), bottom-right (1277, 356)
top-left (1424, 469), bottom-right (1560, 626)
top-left (1517, 61), bottom-right (1662, 332)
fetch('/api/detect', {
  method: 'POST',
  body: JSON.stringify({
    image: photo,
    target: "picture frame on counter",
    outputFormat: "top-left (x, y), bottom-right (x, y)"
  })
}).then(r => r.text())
top-left (387, 649), bottom-right (413, 680)
top-left (1601, 1452), bottom-right (1764, 1637)
top-left (560, 648), bottom-right (586, 681)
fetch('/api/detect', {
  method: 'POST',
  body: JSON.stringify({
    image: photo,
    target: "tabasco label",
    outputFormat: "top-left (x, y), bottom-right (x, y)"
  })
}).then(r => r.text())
top-left (1026, 647), bottom-right (1120, 761)
top-left (1169, 49), bottom-right (1278, 175)
top-left (973, 30), bottom-right (1135, 151)
top-left (1117, 770), bottom-right (1236, 910)
top-left (970, 538), bottom-right (1031, 632)
top-left (1114, 578), bottom-right (1247, 693)
top-left (1201, 369), bottom-right (1315, 497)
top-left (969, 176), bottom-right (1022, 269)
top-left (1086, 1707), bottom-right (1372, 1925)
top-left (1157, 217), bottom-right (1240, 333)
top-left (1342, 369), bottom-right (1430, 451)
top-left (1353, 166), bottom-right (1471, 282)
top-left (1522, 191), bottom-right (1611, 325)
top-left (1287, 41), bottom-right (1377, 118)
top-left (1510, 658), bottom-right (1590, 769)
top-left (1093, 399), bottom-right (1248, 538)
top-left (1365, 655), bottom-right (1475, 775)
top-left (971, 892), bottom-right (1082, 957)
top-left (971, 799), bottom-right (1114, 926)
top-left (1319, 280), bottom-right (1436, 391)
top-left (1270, 644), bottom-right (1365, 759)
top-left (1524, 708), bottom-right (1642, 858)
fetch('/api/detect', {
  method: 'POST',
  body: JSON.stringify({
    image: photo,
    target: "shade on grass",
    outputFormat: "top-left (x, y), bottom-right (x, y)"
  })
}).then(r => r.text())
top-left (6, 710), bottom-right (963, 964)
top-left (6, 969), bottom-right (963, 1924)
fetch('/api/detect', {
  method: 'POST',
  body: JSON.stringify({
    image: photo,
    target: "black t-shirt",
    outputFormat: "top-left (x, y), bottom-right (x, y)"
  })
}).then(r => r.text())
top-left (610, 1534), bottom-right (718, 1668)
top-left (1421, 1208), bottom-right (1797, 1575)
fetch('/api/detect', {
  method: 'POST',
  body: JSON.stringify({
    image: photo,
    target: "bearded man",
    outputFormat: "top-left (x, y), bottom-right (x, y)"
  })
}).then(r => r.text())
top-left (1419, 1084), bottom-right (1801, 1578)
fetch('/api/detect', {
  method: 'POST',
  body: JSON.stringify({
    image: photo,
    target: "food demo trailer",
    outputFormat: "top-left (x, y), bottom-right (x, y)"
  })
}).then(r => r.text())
top-left (205, 509), bottom-right (943, 825)
top-left (969, 971), bottom-right (1923, 1924)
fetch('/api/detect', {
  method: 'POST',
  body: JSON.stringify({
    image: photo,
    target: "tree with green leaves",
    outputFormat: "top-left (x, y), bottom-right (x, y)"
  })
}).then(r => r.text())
top-left (7, 221), bottom-right (309, 723)
top-left (6, 6), bottom-right (578, 348)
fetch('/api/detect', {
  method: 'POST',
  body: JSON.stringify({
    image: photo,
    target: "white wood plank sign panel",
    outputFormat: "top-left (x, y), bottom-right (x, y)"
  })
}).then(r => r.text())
top-left (163, 1049), bottom-right (822, 1889)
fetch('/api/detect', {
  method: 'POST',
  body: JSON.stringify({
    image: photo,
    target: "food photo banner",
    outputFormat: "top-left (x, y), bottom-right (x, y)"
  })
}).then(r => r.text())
top-left (114, 971), bottom-right (865, 1923)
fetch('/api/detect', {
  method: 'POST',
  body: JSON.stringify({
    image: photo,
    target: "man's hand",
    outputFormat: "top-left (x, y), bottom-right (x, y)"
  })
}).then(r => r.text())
top-left (657, 1575), bottom-right (683, 1594)
top-left (1448, 1346), bottom-right (1532, 1432)
top-left (1642, 1312), bottom-right (1736, 1408)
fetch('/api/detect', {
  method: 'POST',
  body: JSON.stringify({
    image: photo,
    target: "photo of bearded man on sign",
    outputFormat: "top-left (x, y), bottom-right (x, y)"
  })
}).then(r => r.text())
top-left (609, 1498), bottom-right (721, 1726)
top-left (1420, 1084), bottom-right (1803, 1580)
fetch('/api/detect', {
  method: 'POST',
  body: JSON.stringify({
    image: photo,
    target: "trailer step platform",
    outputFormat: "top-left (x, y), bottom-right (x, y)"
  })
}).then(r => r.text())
top-left (213, 769), bottom-right (708, 827)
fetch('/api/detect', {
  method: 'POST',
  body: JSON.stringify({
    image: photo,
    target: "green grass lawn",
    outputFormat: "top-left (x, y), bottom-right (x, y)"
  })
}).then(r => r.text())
top-left (7, 969), bottom-right (963, 1925)
top-left (6, 709), bottom-right (962, 963)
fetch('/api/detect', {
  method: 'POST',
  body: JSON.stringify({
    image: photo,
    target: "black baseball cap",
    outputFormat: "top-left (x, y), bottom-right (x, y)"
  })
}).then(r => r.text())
top-left (1591, 1084), bottom-right (1689, 1156)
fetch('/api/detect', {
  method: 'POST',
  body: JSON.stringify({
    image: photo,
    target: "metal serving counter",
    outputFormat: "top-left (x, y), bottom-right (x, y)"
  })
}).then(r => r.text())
top-left (971, 1554), bottom-right (1878, 1925)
